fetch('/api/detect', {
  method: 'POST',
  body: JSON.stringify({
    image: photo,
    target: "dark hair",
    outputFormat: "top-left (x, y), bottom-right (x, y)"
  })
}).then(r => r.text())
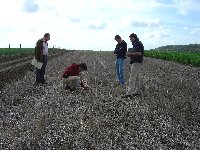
top-left (78, 63), bottom-right (87, 71)
top-left (129, 33), bottom-right (138, 38)
top-left (129, 33), bottom-right (139, 40)
top-left (44, 33), bottom-right (50, 37)
top-left (115, 35), bottom-right (121, 40)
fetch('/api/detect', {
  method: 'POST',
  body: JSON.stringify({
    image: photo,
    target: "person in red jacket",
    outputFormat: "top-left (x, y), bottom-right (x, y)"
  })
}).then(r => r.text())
top-left (62, 63), bottom-right (88, 91)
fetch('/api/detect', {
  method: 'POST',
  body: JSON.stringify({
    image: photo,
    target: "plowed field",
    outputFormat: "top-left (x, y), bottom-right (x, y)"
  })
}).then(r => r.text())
top-left (0, 51), bottom-right (200, 149)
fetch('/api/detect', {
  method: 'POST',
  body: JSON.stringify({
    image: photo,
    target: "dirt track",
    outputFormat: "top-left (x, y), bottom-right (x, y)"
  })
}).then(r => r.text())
top-left (0, 51), bottom-right (200, 149)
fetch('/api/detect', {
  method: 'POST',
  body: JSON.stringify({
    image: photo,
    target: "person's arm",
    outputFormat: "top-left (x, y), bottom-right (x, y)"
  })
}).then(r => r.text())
top-left (119, 42), bottom-right (127, 52)
top-left (35, 40), bottom-right (43, 62)
top-left (125, 42), bottom-right (127, 52)
top-left (62, 74), bottom-right (69, 78)
top-left (126, 42), bottom-right (142, 57)
top-left (115, 42), bottom-right (127, 55)
top-left (126, 51), bottom-right (141, 57)
top-left (62, 70), bottom-right (68, 78)
top-left (114, 45), bottom-right (118, 54)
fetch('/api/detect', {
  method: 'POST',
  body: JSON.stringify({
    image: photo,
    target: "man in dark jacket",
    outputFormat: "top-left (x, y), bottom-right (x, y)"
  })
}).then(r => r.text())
top-left (35, 33), bottom-right (50, 84)
top-left (122, 33), bottom-right (144, 98)
top-left (114, 35), bottom-right (127, 86)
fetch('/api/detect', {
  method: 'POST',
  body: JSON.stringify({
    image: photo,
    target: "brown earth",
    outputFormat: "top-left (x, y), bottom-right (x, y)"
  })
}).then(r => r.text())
top-left (0, 51), bottom-right (199, 149)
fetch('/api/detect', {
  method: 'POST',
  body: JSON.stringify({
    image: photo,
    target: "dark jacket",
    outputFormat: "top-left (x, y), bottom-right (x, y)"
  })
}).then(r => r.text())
top-left (114, 40), bottom-right (127, 59)
top-left (35, 39), bottom-right (44, 62)
top-left (130, 39), bottom-right (144, 64)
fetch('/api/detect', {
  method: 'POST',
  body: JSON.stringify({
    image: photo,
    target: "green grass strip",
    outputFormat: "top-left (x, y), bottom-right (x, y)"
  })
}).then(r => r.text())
top-left (144, 50), bottom-right (200, 67)
top-left (0, 48), bottom-right (34, 55)
top-left (0, 48), bottom-right (64, 56)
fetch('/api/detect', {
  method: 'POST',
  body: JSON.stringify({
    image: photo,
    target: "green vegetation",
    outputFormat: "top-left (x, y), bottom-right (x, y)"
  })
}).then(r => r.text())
top-left (0, 48), bottom-right (65, 56)
top-left (144, 50), bottom-right (200, 67)
top-left (1, 47), bottom-right (199, 67)
top-left (0, 48), bottom-right (35, 55)
top-left (150, 44), bottom-right (200, 52)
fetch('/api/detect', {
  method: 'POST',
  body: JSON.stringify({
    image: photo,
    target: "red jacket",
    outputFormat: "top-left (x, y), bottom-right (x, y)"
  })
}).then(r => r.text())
top-left (62, 63), bottom-right (84, 87)
top-left (62, 63), bottom-right (80, 78)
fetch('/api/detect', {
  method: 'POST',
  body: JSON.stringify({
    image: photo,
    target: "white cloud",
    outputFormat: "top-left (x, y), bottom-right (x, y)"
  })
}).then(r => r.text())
top-left (0, 0), bottom-right (199, 50)
top-left (68, 17), bottom-right (81, 23)
top-left (182, 26), bottom-right (200, 35)
top-left (22, 0), bottom-right (39, 13)
top-left (183, 27), bottom-right (188, 30)
top-left (190, 28), bottom-right (200, 34)
top-left (179, 10), bottom-right (188, 16)
top-left (130, 19), bottom-right (161, 28)
top-left (83, 19), bottom-right (107, 30)
top-left (144, 30), bottom-right (170, 39)
top-left (173, 0), bottom-right (200, 15)
top-left (107, 0), bottom-right (163, 11)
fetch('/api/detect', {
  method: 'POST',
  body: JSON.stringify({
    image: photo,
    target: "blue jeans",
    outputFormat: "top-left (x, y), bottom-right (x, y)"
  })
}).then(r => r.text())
top-left (36, 55), bottom-right (48, 83)
top-left (115, 58), bottom-right (125, 85)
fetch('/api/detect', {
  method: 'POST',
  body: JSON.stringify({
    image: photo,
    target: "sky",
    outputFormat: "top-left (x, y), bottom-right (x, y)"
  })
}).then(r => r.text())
top-left (0, 0), bottom-right (200, 50)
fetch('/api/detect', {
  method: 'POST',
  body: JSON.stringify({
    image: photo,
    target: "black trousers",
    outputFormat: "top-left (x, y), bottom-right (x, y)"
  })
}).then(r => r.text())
top-left (36, 55), bottom-right (48, 83)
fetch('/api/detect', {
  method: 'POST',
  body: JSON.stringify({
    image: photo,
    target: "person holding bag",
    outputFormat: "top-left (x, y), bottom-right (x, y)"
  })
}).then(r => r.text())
top-left (121, 33), bottom-right (144, 98)
top-left (35, 33), bottom-right (50, 84)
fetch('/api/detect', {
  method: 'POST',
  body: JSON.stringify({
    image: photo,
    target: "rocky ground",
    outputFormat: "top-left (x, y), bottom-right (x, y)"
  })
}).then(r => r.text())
top-left (0, 51), bottom-right (200, 149)
top-left (0, 51), bottom-right (65, 90)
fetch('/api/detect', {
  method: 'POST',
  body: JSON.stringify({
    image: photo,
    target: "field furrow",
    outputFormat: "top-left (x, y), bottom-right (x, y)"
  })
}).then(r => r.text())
top-left (0, 51), bottom-right (199, 149)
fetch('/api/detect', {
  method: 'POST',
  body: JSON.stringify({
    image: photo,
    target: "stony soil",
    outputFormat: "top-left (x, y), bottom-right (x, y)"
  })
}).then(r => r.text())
top-left (0, 51), bottom-right (65, 90)
top-left (0, 51), bottom-right (199, 149)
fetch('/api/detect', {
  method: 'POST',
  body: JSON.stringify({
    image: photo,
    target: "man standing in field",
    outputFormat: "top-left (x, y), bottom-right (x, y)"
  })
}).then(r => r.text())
top-left (35, 33), bottom-right (50, 84)
top-left (121, 33), bottom-right (144, 98)
top-left (114, 35), bottom-right (127, 86)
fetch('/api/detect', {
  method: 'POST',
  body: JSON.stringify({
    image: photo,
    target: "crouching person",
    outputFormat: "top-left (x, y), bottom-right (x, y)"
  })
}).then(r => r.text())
top-left (62, 63), bottom-right (89, 91)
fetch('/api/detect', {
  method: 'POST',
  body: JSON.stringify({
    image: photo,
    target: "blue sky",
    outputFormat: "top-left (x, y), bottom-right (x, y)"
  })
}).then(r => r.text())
top-left (0, 0), bottom-right (200, 50)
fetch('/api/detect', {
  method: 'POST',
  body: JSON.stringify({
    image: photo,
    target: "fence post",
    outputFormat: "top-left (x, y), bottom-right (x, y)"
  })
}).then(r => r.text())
top-left (9, 44), bottom-right (10, 50)
top-left (20, 44), bottom-right (21, 50)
